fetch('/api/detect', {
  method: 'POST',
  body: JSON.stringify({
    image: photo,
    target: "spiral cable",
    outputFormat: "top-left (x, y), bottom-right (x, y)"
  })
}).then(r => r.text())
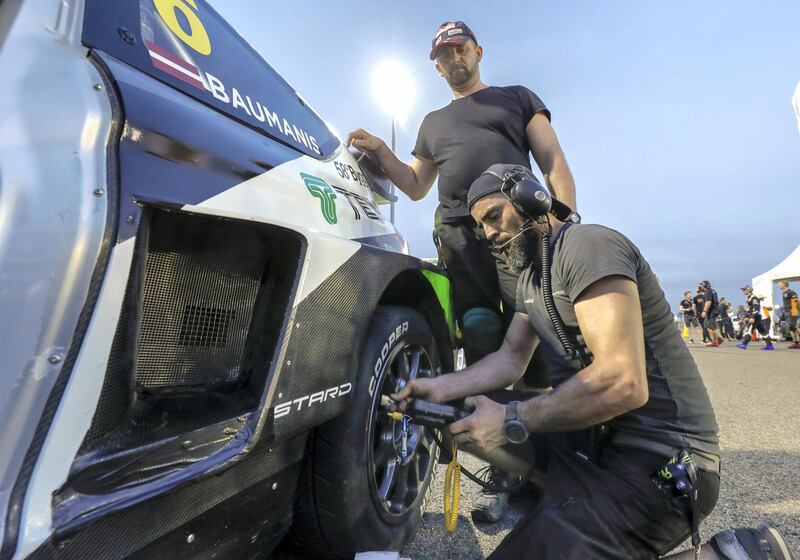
top-left (540, 220), bottom-right (585, 366)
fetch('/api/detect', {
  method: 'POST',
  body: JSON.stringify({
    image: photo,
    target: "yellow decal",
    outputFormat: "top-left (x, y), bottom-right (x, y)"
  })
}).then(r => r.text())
top-left (153, 0), bottom-right (211, 55)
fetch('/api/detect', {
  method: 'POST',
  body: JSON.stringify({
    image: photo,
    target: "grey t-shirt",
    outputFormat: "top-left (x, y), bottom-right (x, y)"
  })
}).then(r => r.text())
top-left (515, 224), bottom-right (720, 454)
top-left (413, 85), bottom-right (549, 221)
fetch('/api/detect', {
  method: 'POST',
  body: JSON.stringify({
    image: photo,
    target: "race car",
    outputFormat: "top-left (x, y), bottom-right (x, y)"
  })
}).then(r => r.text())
top-left (0, 0), bottom-right (454, 558)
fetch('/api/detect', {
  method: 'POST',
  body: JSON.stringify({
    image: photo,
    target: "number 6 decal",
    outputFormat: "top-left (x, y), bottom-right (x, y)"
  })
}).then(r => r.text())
top-left (153, 0), bottom-right (211, 55)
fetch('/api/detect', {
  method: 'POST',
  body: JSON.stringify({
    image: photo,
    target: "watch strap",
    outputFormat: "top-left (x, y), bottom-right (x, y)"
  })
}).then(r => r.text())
top-left (505, 401), bottom-right (520, 423)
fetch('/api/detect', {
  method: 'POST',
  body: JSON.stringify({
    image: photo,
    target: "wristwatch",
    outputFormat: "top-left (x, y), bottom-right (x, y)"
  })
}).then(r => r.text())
top-left (503, 401), bottom-right (529, 444)
top-left (566, 211), bottom-right (581, 224)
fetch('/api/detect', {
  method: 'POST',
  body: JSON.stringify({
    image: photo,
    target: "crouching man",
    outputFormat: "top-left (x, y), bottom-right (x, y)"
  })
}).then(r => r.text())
top-left (393, 164), bottom-right (792, 559)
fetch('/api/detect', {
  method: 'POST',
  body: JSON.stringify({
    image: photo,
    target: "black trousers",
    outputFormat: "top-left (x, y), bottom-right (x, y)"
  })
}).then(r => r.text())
top-left (721, 317), bottom-right (735, 338)
top-left (487, 441), bottom-right (719, 560)
top-left (434, 212), bottom-right (550, 387)
top-left (475, 398), bottom-right (720, 559)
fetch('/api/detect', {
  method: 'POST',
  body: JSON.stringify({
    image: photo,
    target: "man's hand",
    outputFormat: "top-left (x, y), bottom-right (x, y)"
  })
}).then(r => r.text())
top-left (346, 129), bottom-right (387, 155)
top-left (448, 396), bottom-right (507, 454)
top-left (702, 311), bottom-right (707, 318)
top-left (390, 377), bottom-right (447, 410)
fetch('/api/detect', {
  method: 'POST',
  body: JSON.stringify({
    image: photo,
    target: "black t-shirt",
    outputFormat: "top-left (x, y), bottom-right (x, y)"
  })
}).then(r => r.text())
top-left (693, 294), bottom-right (705, 315)
top-left (679, 298), bottom-right (695, 317)
top-left (514, 224), bottom-right (719, 454)
top-left (718, 302), bottom-right (730, 316)
top-left (703, 288), bottom-right (719, 313)
top-left (413, 85), bottom-right (549, 220)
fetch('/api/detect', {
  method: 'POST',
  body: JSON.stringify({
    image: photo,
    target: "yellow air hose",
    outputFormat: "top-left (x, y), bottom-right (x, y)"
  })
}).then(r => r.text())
top-left (443, 440), bottom-right (461, 532)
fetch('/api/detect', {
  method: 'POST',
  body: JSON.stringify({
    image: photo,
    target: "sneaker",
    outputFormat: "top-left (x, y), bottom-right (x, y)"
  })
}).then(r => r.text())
top-left (762, 343), bottom-right (775, 350)
top-left (689, 339), bottom-right (696, 343)
top-left (736, 342), bottom-right (748, 349)
top-left (470, 467), bottom-right (514, 523)
top-left (705, 341), bottom-right (720, 347)
top-left (759, 522), bottom-right (796, 560)
top-left (710, 523), bottom-right (795, 560)
top-left (788, 343), bottom-right (800, 349)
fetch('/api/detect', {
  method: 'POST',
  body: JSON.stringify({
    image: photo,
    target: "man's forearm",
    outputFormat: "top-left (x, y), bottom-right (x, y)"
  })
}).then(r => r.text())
top-left (372, 144), bottom-right (424, 199)
top-left (545, 156), bottom-right (577, 211)
top-left (518, 361), bottom-right (646, 432)
top-left (438, 350), bottom-right (525, 402)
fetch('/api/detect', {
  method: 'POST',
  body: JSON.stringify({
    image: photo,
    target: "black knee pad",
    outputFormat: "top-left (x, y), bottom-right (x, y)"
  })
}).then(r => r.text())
top-left (462, 307), bottom-right (503, 355)
top-left (709, 526), bottom-right (788, 560)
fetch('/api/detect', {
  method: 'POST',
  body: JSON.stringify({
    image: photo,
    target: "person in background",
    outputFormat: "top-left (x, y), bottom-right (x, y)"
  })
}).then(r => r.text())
top-left (718, 297), bottom-right (735, 340)
top-left (737, 285), bottom-right (774, 351)
top-left (735, 305), bottom-right (747, 339)
top-left (694, 287), bottom-right (710, 343)
top-left (779, 280), bottom-right (800, 349)
top-left (700, 281), bottom-right (724, 347)
top-left (679, 291), bottom-right (702, 343)
top-left (762, 302), bottom-right (774, 341)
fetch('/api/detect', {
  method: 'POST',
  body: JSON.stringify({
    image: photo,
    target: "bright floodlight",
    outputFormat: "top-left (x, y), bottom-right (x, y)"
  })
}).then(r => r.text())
top-left (372, 60), bottom-right (415, 125)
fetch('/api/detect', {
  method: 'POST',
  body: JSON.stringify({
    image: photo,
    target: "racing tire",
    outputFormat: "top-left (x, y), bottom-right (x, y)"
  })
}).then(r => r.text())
top-left (290, 305), bottom-right (441, 558)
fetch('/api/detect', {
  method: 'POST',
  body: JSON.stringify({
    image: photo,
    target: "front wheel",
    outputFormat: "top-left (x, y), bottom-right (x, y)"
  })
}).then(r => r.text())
top-left (291, 306), bottom-right (441, 558)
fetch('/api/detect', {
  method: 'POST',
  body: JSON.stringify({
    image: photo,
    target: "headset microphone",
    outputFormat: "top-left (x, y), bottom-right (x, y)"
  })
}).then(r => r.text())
top-left (492, 222), bottom-right (536, 253)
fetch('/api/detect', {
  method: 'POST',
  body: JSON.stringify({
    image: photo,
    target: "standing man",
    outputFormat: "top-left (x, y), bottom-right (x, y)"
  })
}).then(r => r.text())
top-left (679, 291), bottom-right (702, 343)
top-left (700, 281), bottom-right (723, 347)
top-left (693, 287), bottom-right (710, 343)
top-left (347, 21), bottom-right (577, 522)
top-left (779, 281), bottom-right (800, 348)
top-left (736, 285), bottom-right (774, 351)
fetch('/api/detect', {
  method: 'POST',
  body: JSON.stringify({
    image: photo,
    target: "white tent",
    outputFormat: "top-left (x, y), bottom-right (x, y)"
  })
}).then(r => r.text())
top-left (752, 243), bottom-right (800, 310)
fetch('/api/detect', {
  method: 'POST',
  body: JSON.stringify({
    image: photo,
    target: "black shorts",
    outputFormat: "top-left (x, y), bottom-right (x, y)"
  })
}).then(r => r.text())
top-left (703, 311), bottom-right (720, 329)
top-left (488, 438), bottom-right (719, 559)
top-left (683, 315), bottom-right (700, 328)
top-left (789, 315), bottom-right (799, 330)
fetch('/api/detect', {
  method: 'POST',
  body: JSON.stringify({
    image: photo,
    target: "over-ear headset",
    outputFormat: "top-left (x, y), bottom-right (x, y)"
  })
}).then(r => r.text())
top-left (481, 165), bottom-right (579, 224)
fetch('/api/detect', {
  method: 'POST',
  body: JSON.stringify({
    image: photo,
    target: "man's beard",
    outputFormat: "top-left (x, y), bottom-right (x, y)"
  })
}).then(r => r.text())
top-left (503, 229), bottom-right (539, 274)
top-left (445, 64), bottom-right (474, 89)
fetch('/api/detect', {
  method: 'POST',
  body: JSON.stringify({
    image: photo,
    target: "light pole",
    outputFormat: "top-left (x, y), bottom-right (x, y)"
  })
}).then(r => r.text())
top-left (372, 60), bottom-right (415, 224)
top-left (390, 115), bottom-right (396, 223)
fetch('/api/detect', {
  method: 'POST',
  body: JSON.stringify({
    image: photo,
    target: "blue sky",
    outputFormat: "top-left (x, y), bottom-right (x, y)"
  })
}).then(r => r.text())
top-left (211, 1), bottom-right (800, 311)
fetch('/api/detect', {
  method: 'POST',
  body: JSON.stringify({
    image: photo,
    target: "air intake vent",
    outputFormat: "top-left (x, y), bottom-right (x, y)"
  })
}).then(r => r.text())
top-left (135, 209), bottom-right (266, 391)
top-left (79, 206), bottom-right (304, 454)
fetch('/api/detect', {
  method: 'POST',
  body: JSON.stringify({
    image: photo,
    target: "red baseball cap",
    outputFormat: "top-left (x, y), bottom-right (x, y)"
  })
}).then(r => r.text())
top-left (429, 21), bottom-right (477, 60)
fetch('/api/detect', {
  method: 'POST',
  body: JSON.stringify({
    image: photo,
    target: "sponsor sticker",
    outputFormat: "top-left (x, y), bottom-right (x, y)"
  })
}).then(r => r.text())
top-left (301, 173), bottom-right (338, 224)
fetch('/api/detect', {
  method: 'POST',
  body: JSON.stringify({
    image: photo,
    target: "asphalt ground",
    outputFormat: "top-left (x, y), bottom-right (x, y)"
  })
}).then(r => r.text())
top-left (401, 340), bottom-right (800, 559)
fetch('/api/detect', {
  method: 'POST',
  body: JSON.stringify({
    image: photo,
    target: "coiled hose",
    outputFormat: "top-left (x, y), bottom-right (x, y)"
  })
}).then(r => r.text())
top-left (540, 222), bottom-right (582, 364)
top-left (443, 440), bottom-right (460, 532)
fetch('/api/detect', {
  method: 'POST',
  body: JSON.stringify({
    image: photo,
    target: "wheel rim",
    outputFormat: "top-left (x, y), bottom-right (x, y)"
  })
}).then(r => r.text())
top-left (367, 341), bottom-right (437, 520)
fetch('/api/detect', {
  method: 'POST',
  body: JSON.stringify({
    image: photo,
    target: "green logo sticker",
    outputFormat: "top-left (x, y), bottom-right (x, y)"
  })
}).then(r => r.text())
top-left (301, 173), bottom-right (338, 225)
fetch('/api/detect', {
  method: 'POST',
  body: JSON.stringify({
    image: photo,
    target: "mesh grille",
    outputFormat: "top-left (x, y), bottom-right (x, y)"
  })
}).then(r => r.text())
top-left (178, 305), bottom-right (233, 347)
top-left (135, 210), bottom-right (265, 390)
